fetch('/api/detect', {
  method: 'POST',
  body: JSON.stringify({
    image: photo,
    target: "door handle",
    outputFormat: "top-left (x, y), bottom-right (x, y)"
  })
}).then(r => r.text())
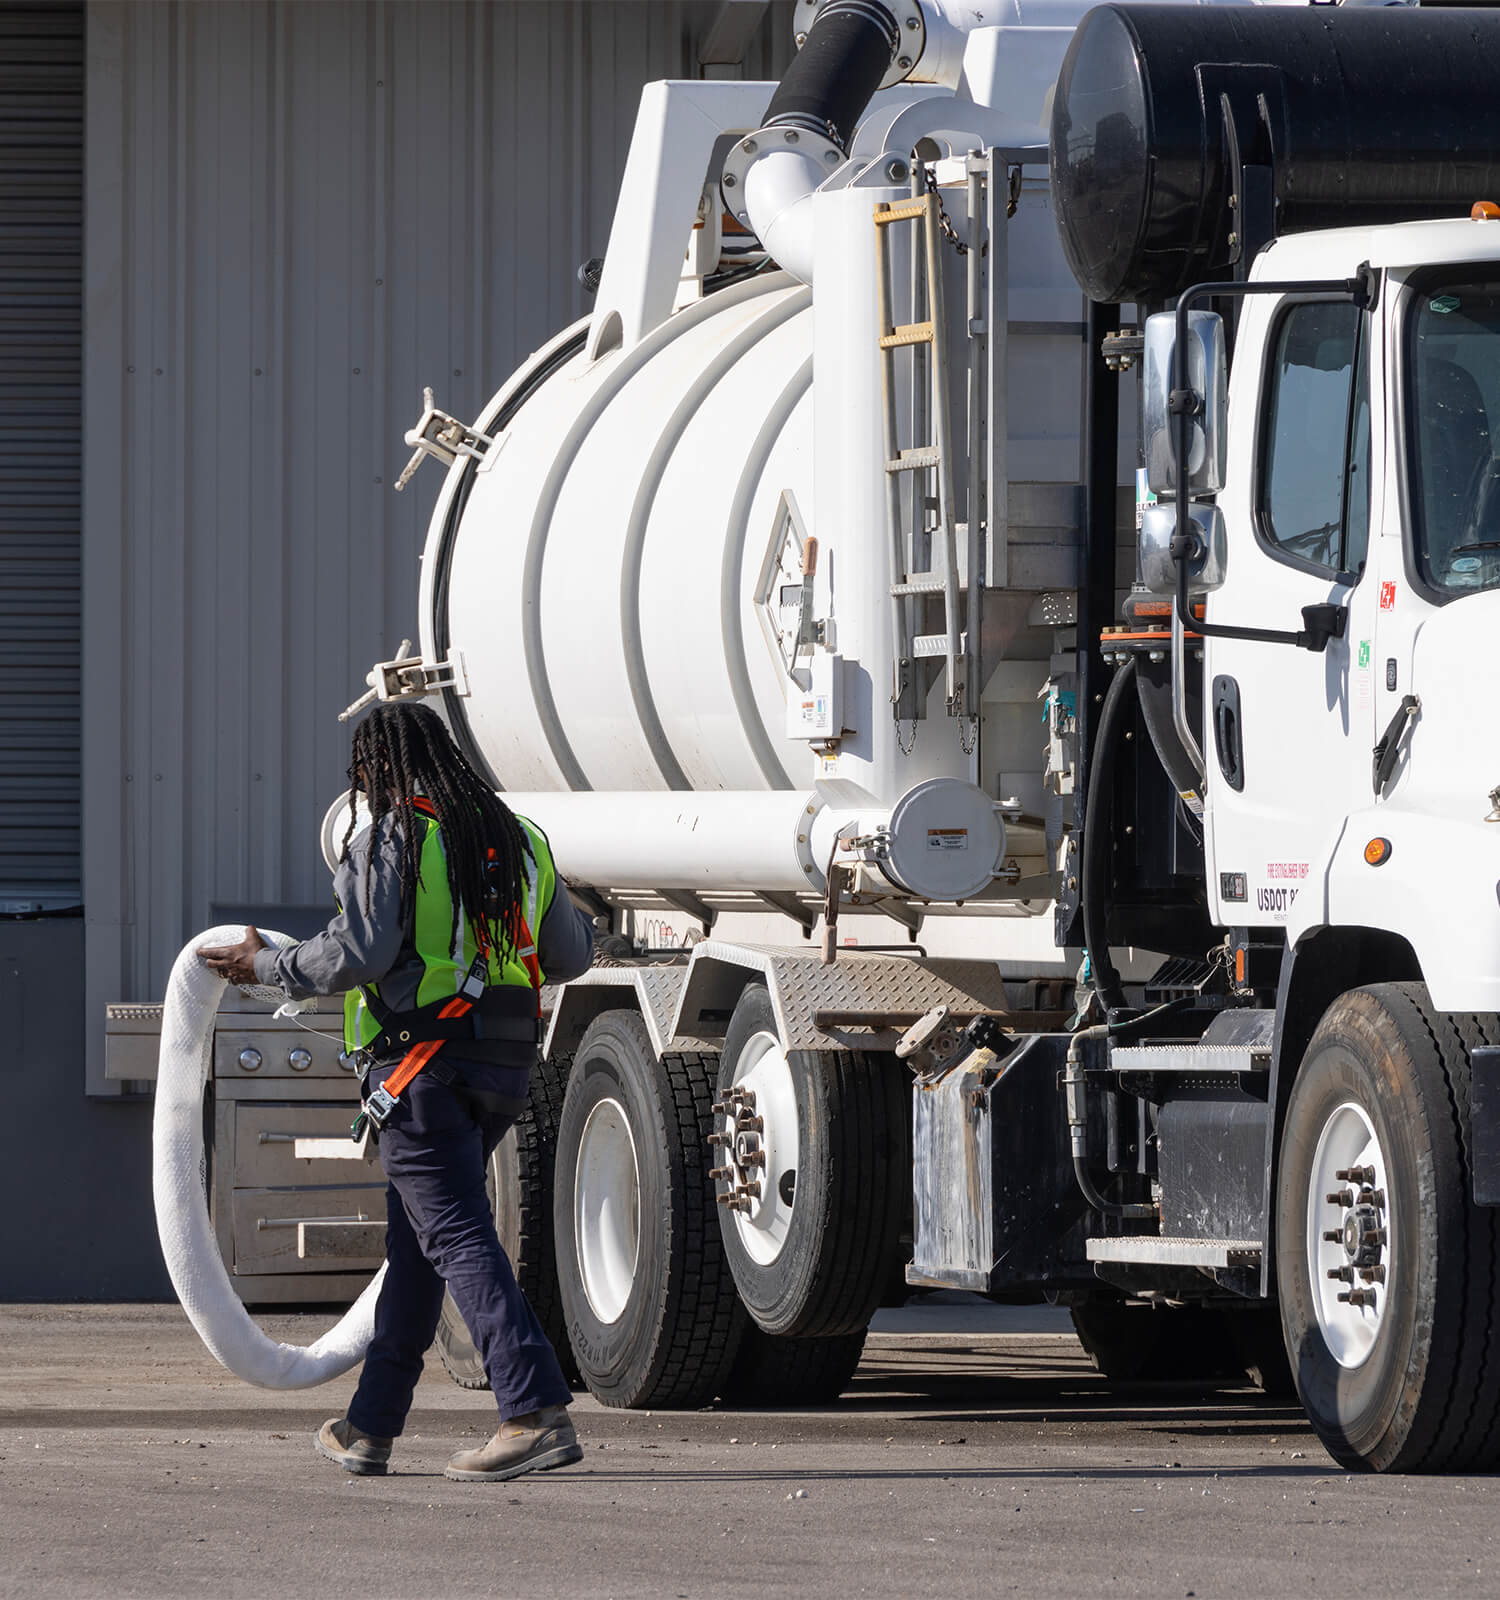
top-left (1211, 675), bottom-right (1245, 792)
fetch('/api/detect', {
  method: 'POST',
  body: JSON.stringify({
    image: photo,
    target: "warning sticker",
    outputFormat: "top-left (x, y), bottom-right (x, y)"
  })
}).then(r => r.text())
top-left (927, 828), bottom-right (969, 851)
top-left (1380, 581), bottom-right (1397, 612)
top-left (1265, 861), bottom-right (1309, 881)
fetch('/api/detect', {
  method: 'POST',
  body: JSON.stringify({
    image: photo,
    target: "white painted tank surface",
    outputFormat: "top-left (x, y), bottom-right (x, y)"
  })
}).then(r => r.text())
top-left (429, 271), bottom-right (818, 798)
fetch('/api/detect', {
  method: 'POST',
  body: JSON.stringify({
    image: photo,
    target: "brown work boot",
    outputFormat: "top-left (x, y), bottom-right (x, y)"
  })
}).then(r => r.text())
top-left (314, 1416), bottom-right (393, 1476)
top-left (443, 1405), bottom-right (582, 1482)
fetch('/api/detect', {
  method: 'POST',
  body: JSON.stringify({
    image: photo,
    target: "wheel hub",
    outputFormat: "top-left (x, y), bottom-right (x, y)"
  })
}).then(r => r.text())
top-left (574, 1096), bottom-right (642, 1325)
top-left (1307, 1102), bottom-right (1393, 1367)
top-left (708, 1029), bottom-right (799, 1266)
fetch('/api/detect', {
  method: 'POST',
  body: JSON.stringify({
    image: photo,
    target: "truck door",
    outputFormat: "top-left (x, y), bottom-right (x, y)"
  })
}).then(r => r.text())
top-left (1204, 294), bottom-right (1375, 929)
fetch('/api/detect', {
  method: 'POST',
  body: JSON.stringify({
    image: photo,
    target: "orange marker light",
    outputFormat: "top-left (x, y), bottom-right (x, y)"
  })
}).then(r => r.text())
top-left (1473, 201), bottom-right (1500, 222)
top-left (1235, 947), bottom-right (1246, 986)
top-left (1364, 837), bottom-right (1392, 867)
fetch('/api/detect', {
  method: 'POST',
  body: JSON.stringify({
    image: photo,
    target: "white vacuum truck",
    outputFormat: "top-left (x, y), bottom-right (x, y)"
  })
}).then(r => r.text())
top-left (192, 0), bottom-right (1500, 1471)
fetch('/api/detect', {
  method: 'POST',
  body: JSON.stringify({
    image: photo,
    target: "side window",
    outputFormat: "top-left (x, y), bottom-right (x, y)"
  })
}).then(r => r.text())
top-left (1260, 301), bottom-right (1365, 576)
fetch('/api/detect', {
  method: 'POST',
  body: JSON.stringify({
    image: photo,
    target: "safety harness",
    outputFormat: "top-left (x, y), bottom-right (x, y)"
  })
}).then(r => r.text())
top-left (351, 799), bottom-right (543, 1141)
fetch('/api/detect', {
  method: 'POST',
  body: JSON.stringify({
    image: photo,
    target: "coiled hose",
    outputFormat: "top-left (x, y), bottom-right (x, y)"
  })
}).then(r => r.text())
top-left (152, 926), bottom-right (385, 1387)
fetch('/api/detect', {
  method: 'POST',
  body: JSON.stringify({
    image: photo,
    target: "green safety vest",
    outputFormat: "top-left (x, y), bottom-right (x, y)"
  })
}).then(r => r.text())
top-left (343, 801), bottom-right (555, 1054)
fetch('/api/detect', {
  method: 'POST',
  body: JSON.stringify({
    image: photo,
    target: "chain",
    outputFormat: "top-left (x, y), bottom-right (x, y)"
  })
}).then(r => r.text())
top-left (922, 163), bottom-right (972, 254)
top-left (959, 713), bottom-right (978, 756)
top-left (897, 717), bottom-right (918, 756)
top-left (919, 162), bottom-right (1022, 254)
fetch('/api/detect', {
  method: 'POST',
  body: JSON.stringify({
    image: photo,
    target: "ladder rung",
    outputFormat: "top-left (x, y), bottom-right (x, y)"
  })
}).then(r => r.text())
top-left (890, 577), bottom-right (951, 596)
top-left (885, 448), bottom-right (942, 473)
top-left (878, 321), bottom-right (935, 349)
top-left (874, 198), bottom-right (930, 225)
top-left (911, 632), bottom-right (968, 659)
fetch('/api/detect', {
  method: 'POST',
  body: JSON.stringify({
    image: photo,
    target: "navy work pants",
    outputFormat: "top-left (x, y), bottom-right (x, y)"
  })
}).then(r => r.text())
top-left (346, 1063), bottom-right (572, 1439)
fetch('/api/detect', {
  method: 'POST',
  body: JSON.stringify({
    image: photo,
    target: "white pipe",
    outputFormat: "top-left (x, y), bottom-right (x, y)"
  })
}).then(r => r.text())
top-left (741, 148), bottom-right (828, 288)
top-left (323, 787), bottom-right (882, 893)
top-left (742, 0), bottom-right (993, 284)
top-left (153, 925), bottom-right (385, 1387)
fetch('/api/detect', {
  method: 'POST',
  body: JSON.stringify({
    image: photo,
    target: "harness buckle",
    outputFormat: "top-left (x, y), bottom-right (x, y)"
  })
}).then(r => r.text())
top-left (363, 1084), bottom-right (399, 1131)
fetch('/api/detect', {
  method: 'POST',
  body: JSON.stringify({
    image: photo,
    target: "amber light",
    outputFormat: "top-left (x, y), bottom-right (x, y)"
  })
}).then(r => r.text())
top-left (1235, 947), bottom-right (1246, 986)
top-left (1473, 201), bottom-right (1500, 221)
top-left (1364, 837), bottom-right (1392, 866)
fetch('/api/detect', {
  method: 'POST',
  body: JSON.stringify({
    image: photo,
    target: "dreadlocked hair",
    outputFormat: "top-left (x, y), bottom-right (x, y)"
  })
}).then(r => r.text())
top-left (340, 702), bottom-right (535, 964)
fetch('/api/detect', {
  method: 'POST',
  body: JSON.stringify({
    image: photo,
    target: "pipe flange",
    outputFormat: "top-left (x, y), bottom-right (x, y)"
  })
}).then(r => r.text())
top-left (719, 122), bottom-right (845, 231)
top-left (793, 0), bottom-right (925, 87)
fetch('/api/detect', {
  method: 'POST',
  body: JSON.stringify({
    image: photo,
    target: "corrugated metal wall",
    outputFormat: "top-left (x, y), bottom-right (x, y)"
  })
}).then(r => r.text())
top-left (82, 0), bottom-right (793, 1086)
top-left (0, 2), bottom-right (83, 911)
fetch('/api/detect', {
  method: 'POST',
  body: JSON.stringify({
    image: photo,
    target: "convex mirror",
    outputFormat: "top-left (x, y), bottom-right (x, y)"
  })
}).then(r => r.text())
top-left (1139, 502), bottom-right (1227, 594)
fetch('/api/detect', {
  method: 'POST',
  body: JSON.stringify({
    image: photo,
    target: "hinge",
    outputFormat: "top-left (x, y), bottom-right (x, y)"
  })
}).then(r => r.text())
top-left (338, 640), bottom-right (470, 722)
top-left (393, 387), bottom-right (497, 491)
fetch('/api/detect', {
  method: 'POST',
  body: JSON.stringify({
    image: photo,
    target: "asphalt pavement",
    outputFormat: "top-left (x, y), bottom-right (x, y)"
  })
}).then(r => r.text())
top-left (2, 1301), bottom-right (1496, 1599)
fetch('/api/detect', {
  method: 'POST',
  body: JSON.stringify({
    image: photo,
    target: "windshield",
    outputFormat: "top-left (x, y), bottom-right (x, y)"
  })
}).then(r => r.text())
top-left (1407, 272), bottom-right (1500, 598)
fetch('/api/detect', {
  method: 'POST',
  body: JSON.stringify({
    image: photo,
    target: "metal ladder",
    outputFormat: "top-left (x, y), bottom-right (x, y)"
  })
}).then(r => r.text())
top-left (874, 191), bottom-right (967, 727)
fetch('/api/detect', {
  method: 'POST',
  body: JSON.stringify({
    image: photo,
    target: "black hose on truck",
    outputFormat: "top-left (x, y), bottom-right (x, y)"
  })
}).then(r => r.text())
top-left (1081, 655), bottom-right (1136, 1014)
top-left (762, 0), bottom-right (900, 152)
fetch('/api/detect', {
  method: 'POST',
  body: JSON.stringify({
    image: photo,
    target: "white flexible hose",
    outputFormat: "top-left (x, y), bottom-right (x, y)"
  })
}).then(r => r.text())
top-left (153, 924), bottom-right (387, 1387)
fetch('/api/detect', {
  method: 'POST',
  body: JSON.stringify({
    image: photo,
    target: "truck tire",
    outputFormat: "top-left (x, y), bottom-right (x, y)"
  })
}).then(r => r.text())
top-left (713, 985), bottom-right (909, 1339)
top-left (1275, 983), bottom-right (1500, 1471)
top-left (721, 1325), bottom-right (867, 1407)
top-left (1070, 1300), bottom-right (1242, 1382)
top-left (554, 1011), bottom-right (745, 1408)
top-left (435, 1051), bottom-right (577, 1390)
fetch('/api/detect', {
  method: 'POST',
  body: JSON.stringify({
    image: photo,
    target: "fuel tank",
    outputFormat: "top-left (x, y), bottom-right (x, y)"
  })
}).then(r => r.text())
top-left (1050, 3), bottom-right (1500, 303)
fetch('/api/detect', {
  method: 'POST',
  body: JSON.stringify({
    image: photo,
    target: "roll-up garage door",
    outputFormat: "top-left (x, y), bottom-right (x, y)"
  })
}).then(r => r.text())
top-left (0, 2), bottom-right (82, 912)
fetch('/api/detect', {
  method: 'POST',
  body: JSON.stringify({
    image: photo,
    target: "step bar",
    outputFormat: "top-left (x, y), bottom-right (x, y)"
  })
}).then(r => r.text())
top-left (1085, 1237), bottom-right (1262, 1269)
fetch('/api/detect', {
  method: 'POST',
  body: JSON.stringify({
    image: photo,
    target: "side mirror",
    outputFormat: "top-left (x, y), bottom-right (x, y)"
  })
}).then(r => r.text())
top-left (1139, 502), bottom-right (1227, 595)
top-left (1143, 310), bottom-right (1226, 497)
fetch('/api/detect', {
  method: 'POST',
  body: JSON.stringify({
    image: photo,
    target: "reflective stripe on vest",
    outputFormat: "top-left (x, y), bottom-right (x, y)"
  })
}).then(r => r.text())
top-left (343, 806), bottom-right (555, 1054)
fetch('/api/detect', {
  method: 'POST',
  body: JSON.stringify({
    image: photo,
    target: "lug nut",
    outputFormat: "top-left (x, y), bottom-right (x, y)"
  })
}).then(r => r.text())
top-left (1370, 1190), bottom-right (1387, 1210)
top-left (1359, 1266), bottom-right (1387, 1284)
top-left (1322, 1229), bottom-right (1342, 1244)
top-left (736, 1089), bottom-right (756, 1109)
top-left (710, 1165), bottom-right (733, 1182)
top-left (739, 1181), bottom-right (762, 1200)
top-left (1327, 1266), bottom-right (1353, 1282)
top-left (707, 1132), bottom-right (732, 1148)
top-left (1326, 1188), bottom-right (1354, 1208)
top-left (1336, 1166), bottom-right (1375, 1185)
top-left (737, 1114), bottom-right (765, 1133)
top-left (738, 1148), bottom-right (766, 1169)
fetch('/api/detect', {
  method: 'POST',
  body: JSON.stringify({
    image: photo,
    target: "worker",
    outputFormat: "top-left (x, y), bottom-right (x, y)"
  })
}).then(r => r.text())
top-left (197, 701), bottom-right (594, 1481)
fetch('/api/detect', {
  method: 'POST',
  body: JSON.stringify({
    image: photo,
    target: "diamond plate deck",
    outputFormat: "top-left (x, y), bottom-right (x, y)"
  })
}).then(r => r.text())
top-left (672, 942), bottom-right (1015, 1051)
top-left (544, 963), bottom-right (709, 1059)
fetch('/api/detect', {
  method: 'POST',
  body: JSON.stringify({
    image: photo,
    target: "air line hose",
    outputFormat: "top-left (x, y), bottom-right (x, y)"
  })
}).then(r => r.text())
top-left (152, 925), bottom-right (385, 1387)
top-left (1081, 655), bottom-right (1137, 1014)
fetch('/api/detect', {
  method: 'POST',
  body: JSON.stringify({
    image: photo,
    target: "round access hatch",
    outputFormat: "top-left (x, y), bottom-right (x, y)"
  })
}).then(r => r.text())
top-left (882, 778), bottom-right (1004, 903)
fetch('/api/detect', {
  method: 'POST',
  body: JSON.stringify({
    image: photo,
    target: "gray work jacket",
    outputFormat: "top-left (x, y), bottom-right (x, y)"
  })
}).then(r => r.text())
top-left (253, 811), bottom-right (594, 1095)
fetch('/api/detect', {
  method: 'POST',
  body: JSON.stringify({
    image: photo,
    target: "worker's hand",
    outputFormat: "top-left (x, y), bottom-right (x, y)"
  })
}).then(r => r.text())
top-left (197, 925), bottom-right (268, 986)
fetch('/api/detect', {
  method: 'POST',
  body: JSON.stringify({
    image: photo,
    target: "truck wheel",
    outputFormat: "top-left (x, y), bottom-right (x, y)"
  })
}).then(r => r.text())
top-left (1276, 983), bottom-right (1500, 1471)
top-left (1070, 1300), bottom-right (1241, 1382)
top-left (435, 1051), bottom-right (577, 1390)
top-left (713, 984), bottom-right (909, 1339)
top-left (721, 1325), bottom-right (868, 1407)
top-left (554, 1011), bottom-right (745, 1408)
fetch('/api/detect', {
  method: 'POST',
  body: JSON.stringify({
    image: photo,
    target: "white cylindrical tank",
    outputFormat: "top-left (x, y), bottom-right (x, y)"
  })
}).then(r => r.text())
top-left (423, 272), bottom-right (824, 800)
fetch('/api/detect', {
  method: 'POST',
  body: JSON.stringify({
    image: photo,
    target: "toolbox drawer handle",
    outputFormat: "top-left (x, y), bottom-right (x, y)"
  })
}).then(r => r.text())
top-left (256, 1212), bottom-right (372, 1230)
